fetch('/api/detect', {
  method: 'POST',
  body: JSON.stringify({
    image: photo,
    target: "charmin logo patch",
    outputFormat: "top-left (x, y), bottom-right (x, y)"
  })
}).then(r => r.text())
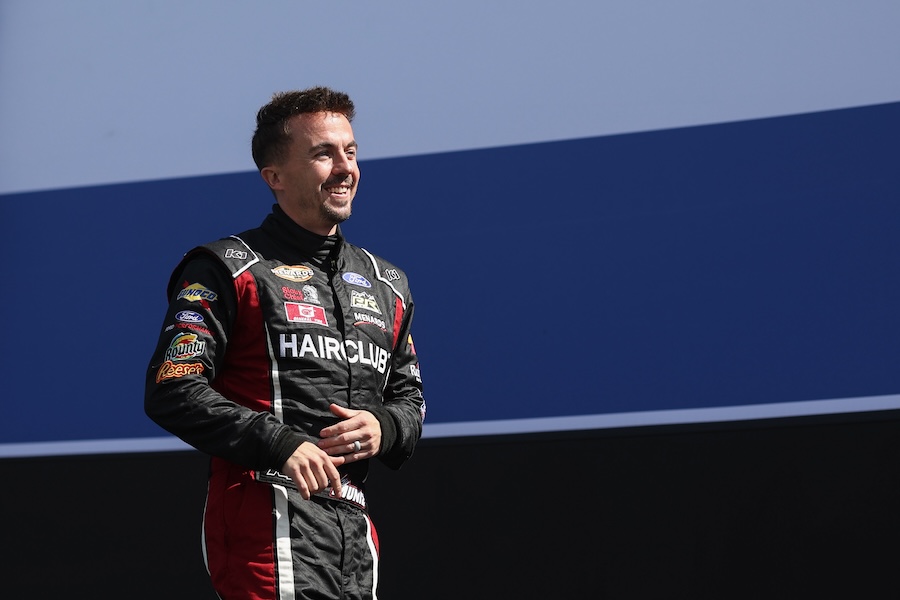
top-left (284, 302), bottom-right (328, 326)
top-left (272, 265), bottom-right (314, 282)
top-left (164, 332), bottom-right (206, 361)
top-left (156, 360), bottom-right (204, 383)
top-left (350, 290), bottom-right (381, 314)
top-left (178, 283), bottom-right (218, 302)
top-left (175, 310), bottom-right (204, 323)
top-left (342, 272), bottom-right (371, 288)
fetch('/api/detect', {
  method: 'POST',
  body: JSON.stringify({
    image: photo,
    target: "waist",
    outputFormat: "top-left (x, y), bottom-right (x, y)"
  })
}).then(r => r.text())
top-left (253, 468), bottom-right (367, 511)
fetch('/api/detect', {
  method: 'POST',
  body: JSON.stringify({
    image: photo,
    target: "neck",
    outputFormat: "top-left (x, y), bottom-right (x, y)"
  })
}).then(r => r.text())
top-left (276, 202), bottom-right (337, 236)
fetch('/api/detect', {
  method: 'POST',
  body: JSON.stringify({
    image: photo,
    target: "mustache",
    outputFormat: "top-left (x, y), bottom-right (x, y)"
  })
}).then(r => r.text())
top-left (324, 176), bottom-right (354, 187)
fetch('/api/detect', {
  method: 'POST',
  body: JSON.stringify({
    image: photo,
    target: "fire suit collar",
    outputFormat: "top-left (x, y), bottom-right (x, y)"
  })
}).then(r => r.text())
top-left (264, 204), bottom-right (344, 266)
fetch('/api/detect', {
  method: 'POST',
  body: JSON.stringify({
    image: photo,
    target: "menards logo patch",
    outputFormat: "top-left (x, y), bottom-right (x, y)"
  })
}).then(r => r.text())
top-left (272, 265), bottom-right (314, 282)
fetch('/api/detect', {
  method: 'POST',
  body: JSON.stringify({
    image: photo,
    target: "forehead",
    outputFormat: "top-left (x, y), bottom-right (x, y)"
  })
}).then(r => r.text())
top-left (288, 111), bottom-right (355, 147)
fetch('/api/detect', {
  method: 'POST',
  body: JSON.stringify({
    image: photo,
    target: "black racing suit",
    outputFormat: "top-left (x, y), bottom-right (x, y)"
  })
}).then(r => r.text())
top-left (145, 205), bottom-right (425, 599)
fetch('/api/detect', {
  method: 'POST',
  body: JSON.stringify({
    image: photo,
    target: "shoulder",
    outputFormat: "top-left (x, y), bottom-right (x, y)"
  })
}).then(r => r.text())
top-left (197, 234), bottom-right (262, 277)
top-left (165, 230), bottom-right (262, 298)
top-left (341, 242), bottom-right (412, 293)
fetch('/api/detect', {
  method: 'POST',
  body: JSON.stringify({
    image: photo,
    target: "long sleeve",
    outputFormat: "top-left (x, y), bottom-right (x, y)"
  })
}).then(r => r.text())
top-left (144, 254), bottom-right (305, 470)
top-left (374, 292), bottom-right (426, 470)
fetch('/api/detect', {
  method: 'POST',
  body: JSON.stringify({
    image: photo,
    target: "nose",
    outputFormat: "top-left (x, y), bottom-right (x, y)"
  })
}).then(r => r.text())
top-left (333, 150), bottom-right (353, 175)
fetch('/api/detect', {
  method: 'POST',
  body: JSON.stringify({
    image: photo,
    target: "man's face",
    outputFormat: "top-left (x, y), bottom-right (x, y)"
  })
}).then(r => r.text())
top-left (264, 111), bottom-right (360, 236)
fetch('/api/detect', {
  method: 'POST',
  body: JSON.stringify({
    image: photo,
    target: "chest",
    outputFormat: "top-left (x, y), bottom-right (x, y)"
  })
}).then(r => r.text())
top-left (249, 258), bottom-right (398, 358)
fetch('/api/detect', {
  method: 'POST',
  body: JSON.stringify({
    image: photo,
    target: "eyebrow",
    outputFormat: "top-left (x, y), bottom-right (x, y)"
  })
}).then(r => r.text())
top-left (308, 141), bottom-right (358, 155)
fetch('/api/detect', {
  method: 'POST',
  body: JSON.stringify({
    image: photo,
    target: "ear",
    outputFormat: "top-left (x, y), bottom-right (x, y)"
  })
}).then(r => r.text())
top-left (260, 166), bottom-right (281, 191)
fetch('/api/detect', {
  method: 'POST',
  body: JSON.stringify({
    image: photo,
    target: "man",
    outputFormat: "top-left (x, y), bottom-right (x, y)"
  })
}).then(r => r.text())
top-left (145, 86), bottom-right (426, 600)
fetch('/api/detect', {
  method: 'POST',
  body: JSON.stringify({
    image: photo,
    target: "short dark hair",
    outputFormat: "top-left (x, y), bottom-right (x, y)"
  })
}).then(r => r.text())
top-left (251, 86), bottom-right (356, 170)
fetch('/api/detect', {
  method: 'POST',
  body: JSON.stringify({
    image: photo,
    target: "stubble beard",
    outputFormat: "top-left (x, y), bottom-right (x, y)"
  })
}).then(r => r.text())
top-left (322, 202), bottom-right (352, 225)
top-left (321, 177), bottom-right (354, 225)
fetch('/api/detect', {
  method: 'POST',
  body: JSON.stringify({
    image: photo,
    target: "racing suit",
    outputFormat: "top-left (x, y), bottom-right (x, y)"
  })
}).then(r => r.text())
top-left (145, 205), bottom-right (425, 600)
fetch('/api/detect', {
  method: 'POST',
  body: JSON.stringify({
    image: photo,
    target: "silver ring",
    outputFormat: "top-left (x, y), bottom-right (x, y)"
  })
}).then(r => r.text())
top-left (352, 440), bottom-right (361, 453)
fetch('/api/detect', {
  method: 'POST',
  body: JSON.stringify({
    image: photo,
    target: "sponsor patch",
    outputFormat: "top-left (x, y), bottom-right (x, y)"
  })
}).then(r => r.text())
top-left (282, 285), bottom-right (321, 304)
top-left (284, 302), bottom-right (328, 326)
top-left (254, 471), bottom-right (367, 510)
top-left (172, 322), bottom-right (212, 335)
top-left (282, 286), bottom-right (305, 301)
top-left (178, 283), bottom-right (218, 302)
top-left (302, 285), bottom-right (320, 304)
top-left (342, 272), bottom-right (371, 288)
top-left (156, 360), bottom-right (204, 383)
top-left (175, 310), bottom-right (204, 323)
top-left (164, 332), bottom-right (206, 361)
top-left (272, 265), bottom-right (314, 282)
top-left (353, 312), bottom-right (386, 330)
top-left (410, 363), bottom-right (422, 383)
top-left (383, 268), bottom-right (401, 281)
top-left (280, 333), bottom-right (391, 374)
top-left (408, 334), bottom-right (417, 355)
top-left (350, 290), bottom-right (381, 314)
top-left (224, 248), bottom-right (248, 259)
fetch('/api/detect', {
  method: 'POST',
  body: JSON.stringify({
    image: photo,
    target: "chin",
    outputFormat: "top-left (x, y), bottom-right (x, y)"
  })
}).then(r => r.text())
top-left (324, 207), bottom-right (352, 224)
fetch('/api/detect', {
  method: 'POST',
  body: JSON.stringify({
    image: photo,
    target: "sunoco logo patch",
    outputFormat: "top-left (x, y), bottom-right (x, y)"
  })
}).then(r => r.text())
top-left (178, 283), bottom-right (218, 302)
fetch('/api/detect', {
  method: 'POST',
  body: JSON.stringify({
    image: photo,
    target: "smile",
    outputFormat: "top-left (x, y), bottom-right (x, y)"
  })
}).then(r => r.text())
top-left (324, 180), bottom-right (353, 195)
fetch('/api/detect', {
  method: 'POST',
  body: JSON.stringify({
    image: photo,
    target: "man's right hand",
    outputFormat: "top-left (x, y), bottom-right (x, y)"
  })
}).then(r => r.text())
top-left (280, 441), bottom-right (343, 500)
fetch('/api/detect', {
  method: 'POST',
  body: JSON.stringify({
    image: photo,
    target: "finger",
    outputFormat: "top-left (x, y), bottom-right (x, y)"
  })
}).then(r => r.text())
top-left (326, 463), bottom-right (342, 497)
top-left (312, 465), bottom-right (331, 493)
top-left (329, 403), bottom-right (355, 419)
top-left (293, 475), bottom-right (311, 500)
top-left (320, 418), bottom-right (360, 439)
top-left (317, 434), bottom-right (350, 453)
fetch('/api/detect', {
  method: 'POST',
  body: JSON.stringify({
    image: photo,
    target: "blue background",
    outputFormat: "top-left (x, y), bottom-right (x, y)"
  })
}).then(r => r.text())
top-left (2, 101), bottom-right (898, 444)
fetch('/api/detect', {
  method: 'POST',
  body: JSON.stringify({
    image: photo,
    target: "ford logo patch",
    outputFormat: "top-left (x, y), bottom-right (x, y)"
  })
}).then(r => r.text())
top-left (175, 310), bottom-right (205, 323)
top-left (342, 272), bottom-right (372, 288)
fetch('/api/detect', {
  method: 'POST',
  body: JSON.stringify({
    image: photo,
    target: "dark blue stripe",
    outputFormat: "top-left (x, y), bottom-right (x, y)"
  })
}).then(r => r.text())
top-left (1, 101), bottom-right (898, 443)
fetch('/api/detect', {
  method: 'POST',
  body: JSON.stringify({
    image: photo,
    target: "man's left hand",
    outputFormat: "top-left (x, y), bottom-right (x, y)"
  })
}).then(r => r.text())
top-left (317, 403), bottom-right (381, 462)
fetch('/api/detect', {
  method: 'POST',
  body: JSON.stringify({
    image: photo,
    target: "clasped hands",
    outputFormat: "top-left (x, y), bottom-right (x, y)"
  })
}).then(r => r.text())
top-left (279, 403), bottom-right (381, 500)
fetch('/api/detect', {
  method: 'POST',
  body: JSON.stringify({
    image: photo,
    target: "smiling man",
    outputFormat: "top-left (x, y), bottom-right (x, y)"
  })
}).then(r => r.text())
top-left (145, 87), bottom-right (426, 600)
